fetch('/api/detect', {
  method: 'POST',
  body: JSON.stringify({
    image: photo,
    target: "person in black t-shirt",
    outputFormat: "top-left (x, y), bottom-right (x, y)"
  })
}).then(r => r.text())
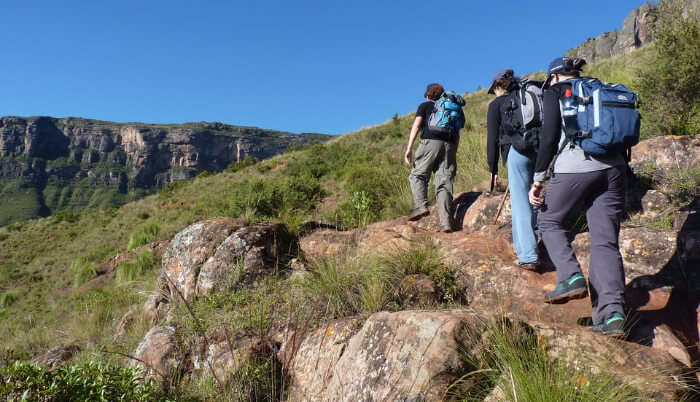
top-left (486, 69), bottom-right (540, 270)
top-left (404, 83), bottom-right (464, 232)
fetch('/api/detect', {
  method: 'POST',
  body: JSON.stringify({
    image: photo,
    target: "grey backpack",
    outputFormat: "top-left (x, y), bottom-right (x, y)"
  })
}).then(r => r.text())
top-left (500, 79), bottom-right (544, 154)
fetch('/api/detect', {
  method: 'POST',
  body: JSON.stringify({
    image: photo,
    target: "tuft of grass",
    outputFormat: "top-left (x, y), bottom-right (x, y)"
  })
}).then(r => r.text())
top-left (70, 255), bottom-right (99, 288)
top-left (454, 318), bottom-right (644, 402)
top-left (0, 291), bottom-right (19, 308)
top-left (116, 250), bottom-right (157, 283)
top-left (127, 223), bottom-right (161, 251)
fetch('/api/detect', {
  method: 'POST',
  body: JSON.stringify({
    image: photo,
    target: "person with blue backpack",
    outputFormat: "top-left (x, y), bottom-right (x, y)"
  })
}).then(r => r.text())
top-left (404, 83), bottom-right (466, 232)
top-left (529, 57), bottom-right (640, 337)
top-left (486, 69), bottom-right (543, 270)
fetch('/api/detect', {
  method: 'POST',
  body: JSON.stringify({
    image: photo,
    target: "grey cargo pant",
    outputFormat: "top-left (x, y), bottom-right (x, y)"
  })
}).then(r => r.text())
top-left (539, 166), bottom-right (626, 324)
top-left (409, 138), bottom-right (457, 228)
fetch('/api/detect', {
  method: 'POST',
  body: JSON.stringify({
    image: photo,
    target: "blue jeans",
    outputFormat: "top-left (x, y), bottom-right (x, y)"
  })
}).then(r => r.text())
top-left (507, 147), bottom-right (538, 264)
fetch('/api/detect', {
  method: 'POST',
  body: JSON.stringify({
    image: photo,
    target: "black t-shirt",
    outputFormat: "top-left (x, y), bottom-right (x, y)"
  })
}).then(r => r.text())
top-left (416, 101), bottom-right (461, 144)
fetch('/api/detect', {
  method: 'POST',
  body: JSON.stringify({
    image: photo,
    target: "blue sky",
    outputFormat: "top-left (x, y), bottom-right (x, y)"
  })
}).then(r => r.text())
top-left (1, 1), bottom-right (648, 134)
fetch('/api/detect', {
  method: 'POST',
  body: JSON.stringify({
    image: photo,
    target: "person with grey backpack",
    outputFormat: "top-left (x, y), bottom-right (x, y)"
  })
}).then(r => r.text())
top-left (529, 57), bottom-right (640, 337)
top-left (404, 83), bottom-right (466, 232)
top-left (486, 69), bottom-right (543, 270)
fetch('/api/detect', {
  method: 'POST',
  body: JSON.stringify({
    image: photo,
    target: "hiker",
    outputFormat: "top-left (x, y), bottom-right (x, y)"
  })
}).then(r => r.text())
top-left (404, 83), bottom-right (466, 232)
top-left (529, 57), bottom-right (633, 336)
top-left (486, 69), bottom-right (542, 270)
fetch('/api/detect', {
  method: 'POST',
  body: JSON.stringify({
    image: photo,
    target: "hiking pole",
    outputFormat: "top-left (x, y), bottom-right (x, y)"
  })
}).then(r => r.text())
top-left (493, 187), bottom-right (509, 225)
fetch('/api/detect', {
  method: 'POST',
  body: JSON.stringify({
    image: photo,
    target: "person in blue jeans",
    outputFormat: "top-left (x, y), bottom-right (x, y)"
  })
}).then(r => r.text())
top-left (486, 69), bottom-right (539, 269)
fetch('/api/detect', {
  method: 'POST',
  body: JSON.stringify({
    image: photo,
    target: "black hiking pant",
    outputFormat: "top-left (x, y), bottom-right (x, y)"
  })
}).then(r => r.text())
top-left (539, 166), bottom-right (626, 324)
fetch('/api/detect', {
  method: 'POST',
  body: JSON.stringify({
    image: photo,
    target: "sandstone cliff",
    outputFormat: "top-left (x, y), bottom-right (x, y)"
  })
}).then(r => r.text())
top-left (0, 117), bottom-right (329, 225)
top-left (566, 2), bottom-right (658, 62)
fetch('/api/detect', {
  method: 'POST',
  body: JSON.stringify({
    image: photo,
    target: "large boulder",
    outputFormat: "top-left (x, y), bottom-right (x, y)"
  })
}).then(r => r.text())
top-left (161, 218), bottom-right (293, 302)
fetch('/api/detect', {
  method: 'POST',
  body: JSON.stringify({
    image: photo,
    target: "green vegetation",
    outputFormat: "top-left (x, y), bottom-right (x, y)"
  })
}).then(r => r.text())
top-left (637, 0), bottom-right (700, 136)
top-left (116, 250), bottom-right (158, 283)
top-left (0, 361), bottom-right (169, 401)
top-left (453, 318), bottom-right (645, 401)
top-left (0, 29), bottom-right (696, 399)
top-left (128, 223), bottom-right (162, 250)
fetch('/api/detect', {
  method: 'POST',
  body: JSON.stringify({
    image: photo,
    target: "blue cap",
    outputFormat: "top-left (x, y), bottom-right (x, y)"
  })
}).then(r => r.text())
top-left (549, 57), bottom-right (576, 75)
top-left (488, 69), bottom-right (514, 94)
top-left (544, 57), bottom-right (585, 88)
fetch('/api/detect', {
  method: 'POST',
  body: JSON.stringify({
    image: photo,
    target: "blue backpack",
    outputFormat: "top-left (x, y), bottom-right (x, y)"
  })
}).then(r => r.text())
top-left (427, 91), bottom-right (466, 135)
top-left (562, 78), bottom-right (641, 156)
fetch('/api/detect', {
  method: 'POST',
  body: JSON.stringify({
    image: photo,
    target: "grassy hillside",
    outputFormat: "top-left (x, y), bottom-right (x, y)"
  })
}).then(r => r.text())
top-left (4, 44), bottom-right (698, 401)
top-left (0, 49), bottom-right (653, 362)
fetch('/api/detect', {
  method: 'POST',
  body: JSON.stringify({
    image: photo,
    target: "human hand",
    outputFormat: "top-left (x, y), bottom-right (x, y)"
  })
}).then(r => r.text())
top-left (529, 182), bottom-right (544, 207)
top-left (404, 149), bottom-right (412, 166)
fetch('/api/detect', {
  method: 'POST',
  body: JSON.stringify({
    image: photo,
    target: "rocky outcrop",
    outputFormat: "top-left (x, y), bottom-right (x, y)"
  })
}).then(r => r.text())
top-left (142, 219), bottom-right (293, 324)
top-left (0, 116), bottom-right (329, 225)
top-left (566, 2), bottom-right (658, 62)
top-left (283, 310), bottom-right (686, 401)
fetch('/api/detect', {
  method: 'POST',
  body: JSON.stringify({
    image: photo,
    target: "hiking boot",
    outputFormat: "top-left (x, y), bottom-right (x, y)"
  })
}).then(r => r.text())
top-left (408, 206), bottom-right (429, 221)
top-left (591, 313), bottom-right (626, 338)
top-left (516, 260), bottom-right (539, 271)
top-left (440, 224), bottom-right (453, 233)
top-left (543, 273), bottom-right (588, 304)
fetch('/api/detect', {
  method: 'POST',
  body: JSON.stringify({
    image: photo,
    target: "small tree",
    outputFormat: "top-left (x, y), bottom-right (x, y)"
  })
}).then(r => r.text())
top-left (637, 0), bottom-right (700, 137)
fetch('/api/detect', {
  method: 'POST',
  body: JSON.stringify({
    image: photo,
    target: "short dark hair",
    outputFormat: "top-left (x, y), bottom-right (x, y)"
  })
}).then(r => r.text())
top-left (492, 69), bottom-right (516, 92)
top-left (424, 83), bottom-right (444, 100)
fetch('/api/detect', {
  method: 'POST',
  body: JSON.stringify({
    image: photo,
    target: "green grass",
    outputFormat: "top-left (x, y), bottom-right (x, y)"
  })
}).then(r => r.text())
top-left (0, 42), bottom-right (693, 399)
top-left (116, 250), bottom-right (157, 283)
top-left (453, 318), bottom-right (646, 402)
top-left (127, 223), bottom-right (161, 250)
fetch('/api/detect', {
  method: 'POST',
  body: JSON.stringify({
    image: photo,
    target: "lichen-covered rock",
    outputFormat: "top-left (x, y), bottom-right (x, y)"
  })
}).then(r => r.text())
top-left (631, 135), bottom-right (700, 171)
top-left (286, 311), bottom-right (686, 401)
top-left (288, 311), bottom-right (476, 402)
top-left (31, 344), bottom-right (80, 370)
top-left (131, 326), bottom-right (188, 380)
top-left (285, 319), bottom-right (361, 401)
top-left (161, 218), bottom-right (293, 302)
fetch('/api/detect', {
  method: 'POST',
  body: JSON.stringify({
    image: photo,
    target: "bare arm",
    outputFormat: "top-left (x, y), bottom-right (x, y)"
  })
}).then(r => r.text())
top-left (404, 116), bottom-right (423, 165)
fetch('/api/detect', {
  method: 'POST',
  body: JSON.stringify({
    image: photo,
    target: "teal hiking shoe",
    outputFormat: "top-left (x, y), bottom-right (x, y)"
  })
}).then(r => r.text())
top-left (591, 313), bottom-right (626, 337)
top-left (543, 273), bottom-right (588, 304)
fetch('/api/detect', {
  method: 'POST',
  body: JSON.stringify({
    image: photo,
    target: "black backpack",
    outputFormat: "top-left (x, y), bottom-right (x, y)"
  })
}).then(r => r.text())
top-left (499, 79), bottom-right (544, 154)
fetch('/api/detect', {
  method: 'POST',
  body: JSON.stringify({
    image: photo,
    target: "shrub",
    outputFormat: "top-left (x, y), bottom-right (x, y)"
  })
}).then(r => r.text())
top-left (637, 0), bottom-right (700, 136)
top-left (127, 223), bottom-right (161, 251)
top-left (116, 250), bottom-right (157, 283)
top-left (226, 155), bottom-right (259, 174)
top-left (0, 361), bottom-right (167, 401)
